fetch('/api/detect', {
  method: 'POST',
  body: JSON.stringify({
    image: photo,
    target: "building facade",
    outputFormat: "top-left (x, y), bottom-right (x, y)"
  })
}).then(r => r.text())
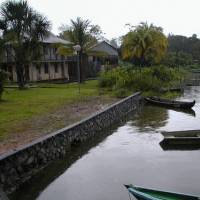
top-left (1, 33), bottom-right (75, 82)
top-left (87, 41), bottom-right (119, 76)
top-left (1, 38), bottom-right (119, 82)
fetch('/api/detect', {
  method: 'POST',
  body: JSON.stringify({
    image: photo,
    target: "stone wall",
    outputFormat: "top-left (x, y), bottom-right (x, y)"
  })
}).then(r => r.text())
top-left (0, 92), bottom-right (142, 193)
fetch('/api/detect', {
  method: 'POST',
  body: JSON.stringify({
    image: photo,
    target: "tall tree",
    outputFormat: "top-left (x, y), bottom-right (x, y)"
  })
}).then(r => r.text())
top-left (58, 17), bottom-right (103, 81)
top-left (0, 37), bottom-right (8, 100)
top-left (168, 34), bottom-right (200, 64)
top-left (122, 22), bottom-right (168, 66)
top-left (0, 0), bottom-right (51, 88)
top-left (162, 52), bottom-right (192, 67)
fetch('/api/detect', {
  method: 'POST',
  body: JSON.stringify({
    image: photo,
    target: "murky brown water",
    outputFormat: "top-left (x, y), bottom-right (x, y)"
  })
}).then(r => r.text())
top-left (10, 86), bottom-right (200, 200)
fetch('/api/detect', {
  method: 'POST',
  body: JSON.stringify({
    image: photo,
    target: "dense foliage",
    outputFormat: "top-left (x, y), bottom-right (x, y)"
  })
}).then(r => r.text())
top-left (59, 17), bottom-right (103, 52)
top-left (122, 22), bottom-right (168, 66)
top-left (58, 17), bottom-right (104, 81)
top-left (162, 52), bottom-right (193, 67)
top-left (0, 0), bottom-right (51, 88)
top-left (99, 65), bottom-right (185, 97)
top-left (167, 34), bottom-right (200, 66)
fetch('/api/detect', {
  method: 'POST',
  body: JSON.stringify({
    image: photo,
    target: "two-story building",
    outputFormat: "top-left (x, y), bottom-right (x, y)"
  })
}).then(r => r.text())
top-left (1, 37), bottom-right (120, 83)
top-left (2, 32), bottom-right (75, 82)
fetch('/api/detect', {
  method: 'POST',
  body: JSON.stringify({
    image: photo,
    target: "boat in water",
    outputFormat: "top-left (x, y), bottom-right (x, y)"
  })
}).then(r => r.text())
top-left (145, 97), bottom-right (195, 109)
top-left (124, 184), bottom-right (200, 200)
top-left (160, 130), bottom-right (200, 148)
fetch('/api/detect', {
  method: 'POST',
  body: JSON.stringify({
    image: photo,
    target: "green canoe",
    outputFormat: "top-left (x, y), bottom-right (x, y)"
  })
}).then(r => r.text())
top-left (124, 184), bottom-right (200, 200)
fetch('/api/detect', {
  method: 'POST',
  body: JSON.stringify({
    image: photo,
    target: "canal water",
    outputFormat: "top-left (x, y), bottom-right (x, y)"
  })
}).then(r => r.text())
top-left (10, 86), bottom-right (200, 200)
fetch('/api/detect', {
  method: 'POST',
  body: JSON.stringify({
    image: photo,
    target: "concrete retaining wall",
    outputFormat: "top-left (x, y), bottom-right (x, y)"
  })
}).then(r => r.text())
top-left (0, 92), bottom-right (142, 193)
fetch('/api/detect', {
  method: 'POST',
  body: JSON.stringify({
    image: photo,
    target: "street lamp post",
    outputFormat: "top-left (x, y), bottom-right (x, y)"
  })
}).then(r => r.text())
top-left (73, 45), bottom-right (81, 94)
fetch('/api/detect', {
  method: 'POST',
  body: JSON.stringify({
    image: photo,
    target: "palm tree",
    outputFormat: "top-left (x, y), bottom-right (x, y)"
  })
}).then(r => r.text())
top-left (0, 0), bottom-right (51, 89)
top-left (58, 17), bottom-right (103, 82)
top-left (122, 22), bottom-right (168, 66)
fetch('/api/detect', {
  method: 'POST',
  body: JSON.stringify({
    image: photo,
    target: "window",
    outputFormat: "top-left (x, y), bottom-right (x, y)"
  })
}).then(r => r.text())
top-left (54, 63), bottom-right (58, 73)
top-left (44, 63), bottom-right (49, 74)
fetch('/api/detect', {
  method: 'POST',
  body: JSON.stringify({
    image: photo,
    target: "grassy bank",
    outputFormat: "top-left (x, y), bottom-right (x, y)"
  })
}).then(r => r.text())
top-left (0, 80), bottom-right (114, 141)
top-left (99, 65), bottom-right (186, 98)
top-left (0, 67), bottom-right (186, 154)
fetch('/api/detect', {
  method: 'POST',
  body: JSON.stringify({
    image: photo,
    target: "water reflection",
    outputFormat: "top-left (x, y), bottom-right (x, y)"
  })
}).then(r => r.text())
top-left (131, 105), bottom-right (168, 132)
top-left (9, 86), bottom-right (200, 200)
top-left (132, 105), bottom-right (196, 133)
top-left (9, 131), bottom-right (114, 200)
top-left (169, 108), bottom-right (196, 117)
top-left (9, 113), bottom-right (138, 200)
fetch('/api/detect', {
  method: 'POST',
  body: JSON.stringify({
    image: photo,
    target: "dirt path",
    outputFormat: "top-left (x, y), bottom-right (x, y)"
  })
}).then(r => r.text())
top-left (0, 96), bottom-right (117, 155)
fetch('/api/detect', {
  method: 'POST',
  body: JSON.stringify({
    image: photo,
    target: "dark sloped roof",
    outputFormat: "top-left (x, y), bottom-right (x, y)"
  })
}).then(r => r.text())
top-left (89, 41), bottom-right (118, 56)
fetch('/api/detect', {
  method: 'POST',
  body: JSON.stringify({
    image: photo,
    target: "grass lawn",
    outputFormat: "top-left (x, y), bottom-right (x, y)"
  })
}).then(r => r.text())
top-left (0, 80), bottom-right (110, 141)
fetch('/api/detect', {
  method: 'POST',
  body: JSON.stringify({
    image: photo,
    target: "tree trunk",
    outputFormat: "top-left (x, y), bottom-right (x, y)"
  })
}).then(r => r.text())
top-left (16, 63), bottom-right (25, 89)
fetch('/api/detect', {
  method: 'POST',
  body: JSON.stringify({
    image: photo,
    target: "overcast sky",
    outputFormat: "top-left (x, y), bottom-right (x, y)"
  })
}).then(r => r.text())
top-left (2, 0), bottom-right (200, 39)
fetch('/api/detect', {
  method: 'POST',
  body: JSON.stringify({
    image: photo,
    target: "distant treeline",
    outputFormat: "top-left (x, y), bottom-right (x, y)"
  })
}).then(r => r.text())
top-left (164, 34), bottom-right (200, 67)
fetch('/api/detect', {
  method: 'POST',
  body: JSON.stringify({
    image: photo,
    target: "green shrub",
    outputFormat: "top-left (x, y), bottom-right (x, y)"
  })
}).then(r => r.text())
top-left (99, 65), bottom-right (185, 97)
top-left (151, 65), bottom-right (172, 82)
top-left (98, 68), bottom-right (118, 88)
top-left (113, 88), bottom-right (130, 98)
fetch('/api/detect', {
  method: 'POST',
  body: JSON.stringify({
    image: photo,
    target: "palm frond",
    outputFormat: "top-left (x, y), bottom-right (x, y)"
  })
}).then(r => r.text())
top-left (57, 45), bottom-right (73, 56)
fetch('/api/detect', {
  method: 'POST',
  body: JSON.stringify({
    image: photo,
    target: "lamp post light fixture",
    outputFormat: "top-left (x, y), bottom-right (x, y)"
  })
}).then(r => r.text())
top-left (73, 45), bottom-right (81, 94)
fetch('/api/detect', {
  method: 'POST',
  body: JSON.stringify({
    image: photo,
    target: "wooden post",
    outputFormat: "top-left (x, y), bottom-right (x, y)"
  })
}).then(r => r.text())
top-left (77, 52), bottom-right (80, 94)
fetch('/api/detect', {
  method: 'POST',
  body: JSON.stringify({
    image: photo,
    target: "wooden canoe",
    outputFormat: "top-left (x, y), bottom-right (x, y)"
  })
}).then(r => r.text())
top-left (124, 184), bottom-right (199, 200)
top-left (160, 130), bottom-right (200, 147)
top-left (145, 97), bottom-right (195, 109)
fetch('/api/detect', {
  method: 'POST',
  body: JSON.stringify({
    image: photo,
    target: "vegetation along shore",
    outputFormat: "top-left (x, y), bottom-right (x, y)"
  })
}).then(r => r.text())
top-left (0, 0), bottom-right (199, 156)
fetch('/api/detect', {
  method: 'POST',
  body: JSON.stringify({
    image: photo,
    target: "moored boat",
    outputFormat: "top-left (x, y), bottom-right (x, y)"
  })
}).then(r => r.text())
top-left (160, 130), bottom-right (200, 146)
top-left (124, 184), bottom-right (200, 200)
top-left (145, 97), bottom-right (195, 109)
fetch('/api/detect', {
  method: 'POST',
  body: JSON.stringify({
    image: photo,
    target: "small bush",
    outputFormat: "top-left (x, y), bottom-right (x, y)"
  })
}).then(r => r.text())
top-left (113, 88), bottom-right (129, 98)
top-left (98, 68), bottom-right (118, 88)
top-left (99, 65), bottom-right (185, 97)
